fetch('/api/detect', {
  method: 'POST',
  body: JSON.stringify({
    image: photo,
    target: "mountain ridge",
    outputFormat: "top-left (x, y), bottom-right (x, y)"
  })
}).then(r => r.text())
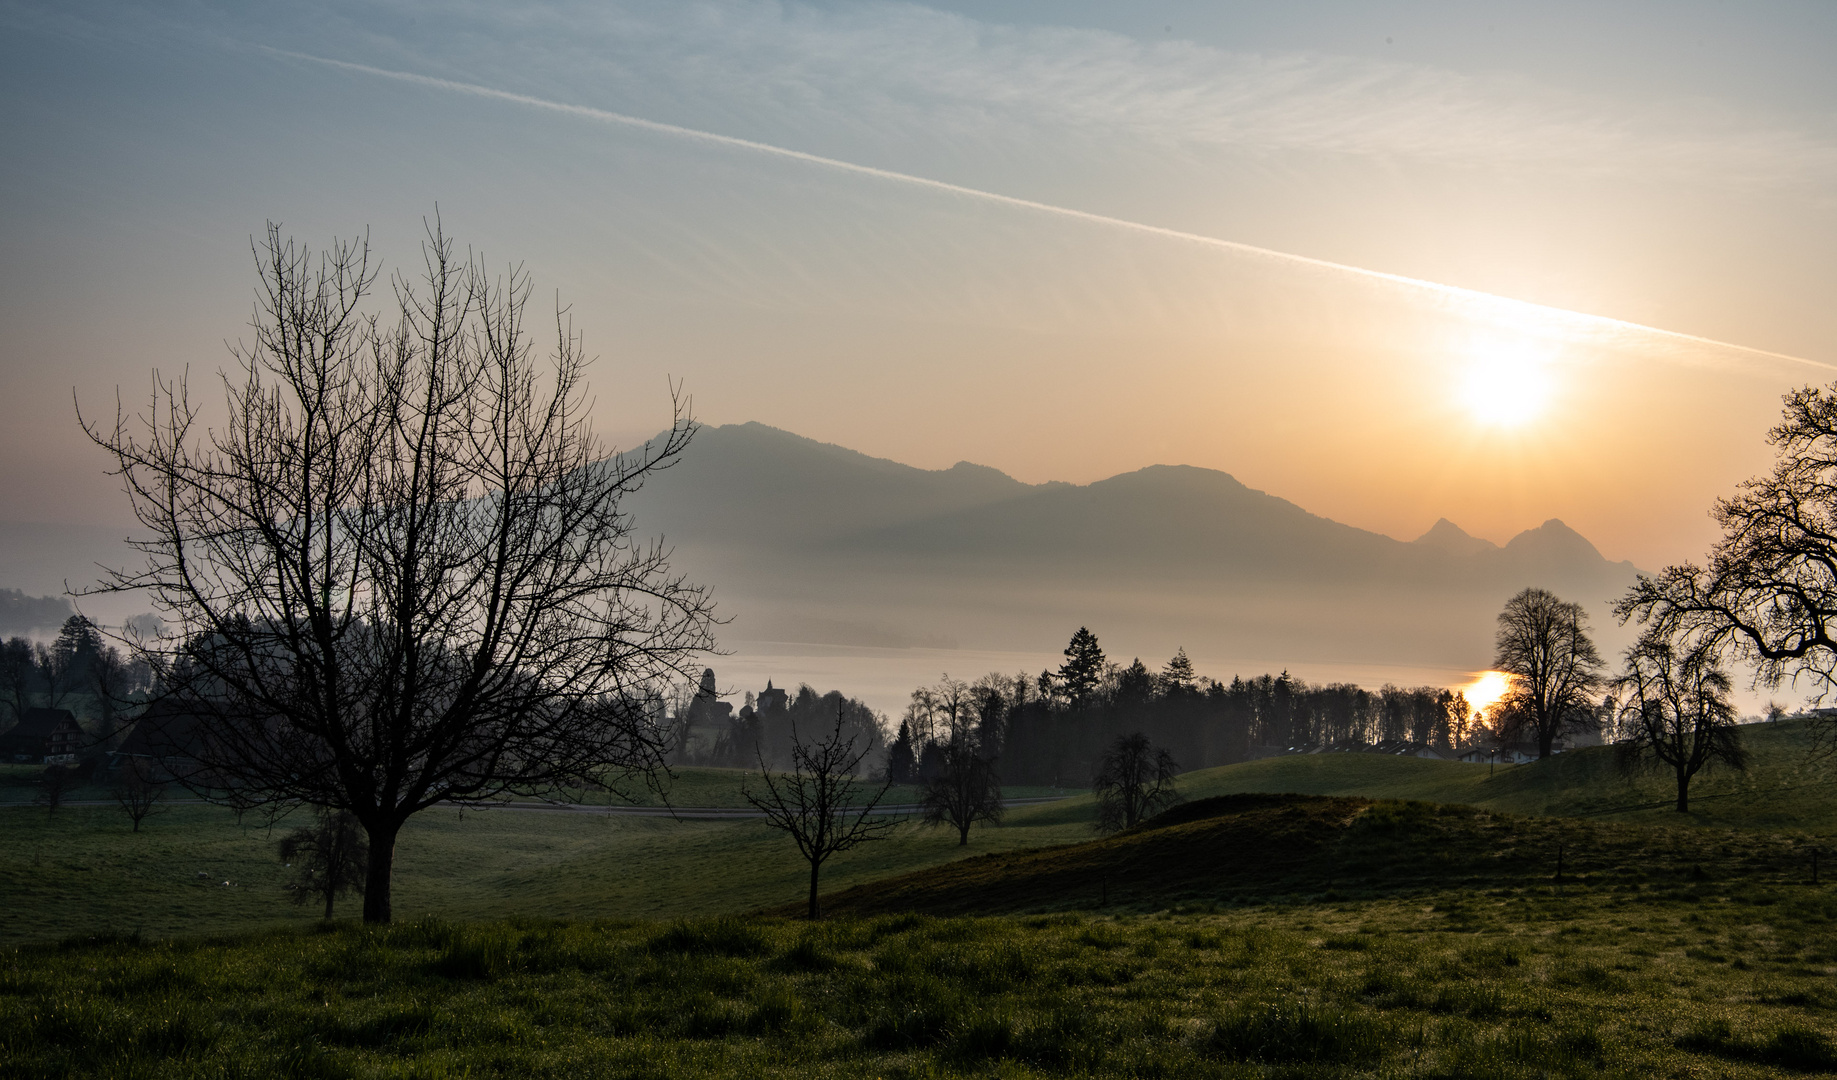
top-left (620, 422), bottom-right (1642, 664)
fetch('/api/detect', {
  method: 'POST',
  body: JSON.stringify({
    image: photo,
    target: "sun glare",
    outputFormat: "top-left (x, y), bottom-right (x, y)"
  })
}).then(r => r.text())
top-left (1460, 670), bottom-right (1513, 715)
top-left (1458, 342), bottom-right (1552, 427)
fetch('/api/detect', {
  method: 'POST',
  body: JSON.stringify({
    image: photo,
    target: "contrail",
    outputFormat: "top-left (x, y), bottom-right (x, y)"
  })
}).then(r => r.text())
top-left (270, 47), bottom-right (1827, 373)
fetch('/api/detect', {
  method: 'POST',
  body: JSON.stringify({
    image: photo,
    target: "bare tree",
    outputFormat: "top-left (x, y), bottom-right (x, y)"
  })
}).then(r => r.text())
top-left (114, 758), bottom-right (168, 831)
top-left (1493, 588), bottom-right (1605, 758)
top-left (1093, 732), bottom-right (1180, 831)
top-left (80, 218), bottom-right (717, 922)
top-left (1618, 385), bottom-right (1837, 737)
top-left (1612, 633), bottom-right (1747, 812)
top-left (35, 763), bottom-right (82, 813)
top-left (278, 808), bottom-right (369, 920)
top-left (745, 706), bottom-right (896, 918)
top-left (919, 736), bottom-right (1003, 845)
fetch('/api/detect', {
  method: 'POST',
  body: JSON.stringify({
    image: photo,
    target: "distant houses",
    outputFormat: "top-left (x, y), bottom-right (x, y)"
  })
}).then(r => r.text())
top-left (0, 707), bottom-right (85, 764)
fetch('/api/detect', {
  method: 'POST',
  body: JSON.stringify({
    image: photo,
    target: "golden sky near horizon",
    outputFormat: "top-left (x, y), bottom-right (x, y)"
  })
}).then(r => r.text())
top-left (3, 0), bottom-right (1836, 581)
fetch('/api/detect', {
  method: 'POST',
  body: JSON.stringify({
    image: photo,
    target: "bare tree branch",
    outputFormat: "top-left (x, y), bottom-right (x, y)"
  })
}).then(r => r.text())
top-left (79, 216), bottom-right (718, 922)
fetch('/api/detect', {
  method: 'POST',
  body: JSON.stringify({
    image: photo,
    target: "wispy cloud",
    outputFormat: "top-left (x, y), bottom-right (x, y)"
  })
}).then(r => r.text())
top-left (274, 46), bottom-right (1825, 374)
top-left (296, 0), bottom-right (1837, 189)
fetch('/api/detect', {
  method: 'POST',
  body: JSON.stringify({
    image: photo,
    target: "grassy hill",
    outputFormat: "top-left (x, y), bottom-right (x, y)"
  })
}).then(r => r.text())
top-left (807, 793), bottom-right (1820, 917)
top-left (1174, 717), bottom-right (1837, 833)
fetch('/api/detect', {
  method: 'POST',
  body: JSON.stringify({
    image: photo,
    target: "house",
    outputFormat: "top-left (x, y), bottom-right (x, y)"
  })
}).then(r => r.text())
top-left (756, 680), bottom-right (788, 716)
top-left (0, 708), bottom-right (85, 764)
top-left (106, 698), bottom-right (205, 781)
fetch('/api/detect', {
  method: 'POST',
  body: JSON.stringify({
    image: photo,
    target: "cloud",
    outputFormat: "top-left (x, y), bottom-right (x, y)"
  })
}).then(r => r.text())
top-left (287, 0), bottom-right (1837, 189)
top-left (273, 46), bottom-right (1824, 376)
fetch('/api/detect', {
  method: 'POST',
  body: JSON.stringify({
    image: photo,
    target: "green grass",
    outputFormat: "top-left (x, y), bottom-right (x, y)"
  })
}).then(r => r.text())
top-left (10, 890), bottom-right (1837, 1078)
top-left (6, 719), bottom-right (1837, 945)
top-left (0, 795), bottom-right (1099, 946)
top-left (1178, 717), bottom-right (1837, 832)
top-left (810, 792), bottom-right (1824, 916)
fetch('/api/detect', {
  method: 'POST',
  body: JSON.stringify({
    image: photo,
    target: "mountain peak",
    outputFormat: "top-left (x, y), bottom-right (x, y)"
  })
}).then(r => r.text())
top-left (1413, 518), bottom-right (1498, 556)
top-left (1503, 518), bottom-right (1606, 563)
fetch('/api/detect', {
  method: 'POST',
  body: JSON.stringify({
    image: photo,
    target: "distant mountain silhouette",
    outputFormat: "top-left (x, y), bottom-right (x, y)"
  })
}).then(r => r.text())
top-left (1413, 518), bottom-right (1497, 557)
top-left (624, 423), bottom-right (1643, 668)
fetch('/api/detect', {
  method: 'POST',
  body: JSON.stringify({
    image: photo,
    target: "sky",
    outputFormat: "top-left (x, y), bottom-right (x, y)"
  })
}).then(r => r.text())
top-left (3, 0), bottom-right (1836, 585)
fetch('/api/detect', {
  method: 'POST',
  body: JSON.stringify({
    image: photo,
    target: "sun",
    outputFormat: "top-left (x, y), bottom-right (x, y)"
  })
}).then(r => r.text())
top-left (1457, 341), bottom-right (1553, 427)
top-left (1460, 670), bottom-right (1513, 715)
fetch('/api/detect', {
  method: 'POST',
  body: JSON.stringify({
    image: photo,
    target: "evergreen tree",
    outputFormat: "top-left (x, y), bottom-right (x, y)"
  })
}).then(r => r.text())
top-left (1161, 648), bottom-right (1197, 694)
top-left (1057, 627), bottom-right (1106, 708)
top-left (885, 719), bottom-right (917, 783)
top-left (1116, 658), bottom-right (1154, 705)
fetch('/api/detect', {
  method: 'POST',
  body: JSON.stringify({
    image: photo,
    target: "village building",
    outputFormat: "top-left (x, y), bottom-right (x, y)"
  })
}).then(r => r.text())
top-left (0, 708), bottom-right (85, 764)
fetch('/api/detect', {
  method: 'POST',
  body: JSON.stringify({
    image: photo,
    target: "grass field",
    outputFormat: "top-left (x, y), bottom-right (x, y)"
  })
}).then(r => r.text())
top-left (10, 722), bottom-right (1837, 1077)
top-left (9, 860), bottom-right (1837, 1077)
top-left (6, 721), bottom-right (1837, 945)
top-left (0, 789), bottom-right (1096, 946)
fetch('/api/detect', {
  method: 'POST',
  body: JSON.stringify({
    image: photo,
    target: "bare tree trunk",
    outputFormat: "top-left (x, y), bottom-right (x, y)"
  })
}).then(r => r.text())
top-left (1676, 768), bottom-right (1690, 813)
top-left (324, 888), bottom-right (336, 921)
top-left (362, 821), bottom-right (398, 924)
top-left (807, 859), bottom-right (821, 920)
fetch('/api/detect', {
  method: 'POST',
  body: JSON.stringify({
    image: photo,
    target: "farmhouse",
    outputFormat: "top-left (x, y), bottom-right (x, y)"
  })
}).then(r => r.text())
top-left (0, 708), bottom-right (85, 763)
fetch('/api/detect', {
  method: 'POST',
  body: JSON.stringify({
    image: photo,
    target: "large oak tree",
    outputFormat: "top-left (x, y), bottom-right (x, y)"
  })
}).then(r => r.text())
top-left (83, 219), bottom-right (717, 922)
top-left (1617, 384), bottom-right (1837, 706)
top-left (1492, 587), bottom-right (1605, 759)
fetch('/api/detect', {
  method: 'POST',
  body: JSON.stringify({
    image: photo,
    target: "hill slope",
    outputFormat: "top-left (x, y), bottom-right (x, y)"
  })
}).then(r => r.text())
top-left (808, 792), bottom-right (1817, 917)
top-left (1173, 718), bottom-right (1837, 833)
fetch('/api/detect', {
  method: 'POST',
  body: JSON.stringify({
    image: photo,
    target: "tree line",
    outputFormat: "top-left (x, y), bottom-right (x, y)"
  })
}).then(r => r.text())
top-left (0, 614), bottom-right (153, 736)
top-left (884, 642), bottom-right (1475, 791)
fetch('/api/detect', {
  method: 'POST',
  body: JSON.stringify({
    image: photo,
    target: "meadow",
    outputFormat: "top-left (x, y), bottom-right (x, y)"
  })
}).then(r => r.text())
top-left (8, 876), bottom-right (1837, 1078)
top-left (6, 719), bottom-right (1837, 1077)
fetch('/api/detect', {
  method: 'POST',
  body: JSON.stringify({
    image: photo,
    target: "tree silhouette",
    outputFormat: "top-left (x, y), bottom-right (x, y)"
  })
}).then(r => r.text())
top-left (278, 808), bottom-right (370, 920)
top-left (1057, 627), bottom-right (1106, 709)
top-left (1493, 588), bottom-right (1605, 758)
top-left (1092, 732), bottom-right (1180, 831)
top-left (82, 218), bottom-right (716, 922)
top-left (1612, 632), bottom-right (1747, 812)
top-left (1618, 383), bottom-right (1837, 727)
top-left (919, 736), bottom-right (1003, 845)
top-left (114, 759), bottom-right (167, 832)
top-left (746, 707), bottom-right (896, 918)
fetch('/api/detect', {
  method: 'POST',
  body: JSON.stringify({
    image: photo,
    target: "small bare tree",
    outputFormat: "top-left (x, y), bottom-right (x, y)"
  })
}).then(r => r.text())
top-left (919, 736), bottom-right (1003, 845)
top-left (80, 218), bottom-right (717, 922)
top-left (1613, 632), bottom-right (1747, 812)
top-left (1494, 587), bottom-right (1606, 758)
top-left (1093, 732), bottom-right (1180, 831)
top-left (35, 763), bottom-right (83, 813)
top-left (114, 759), bottom-right (168, 832)
top-left (278, 808), bottom-right (369, 920)
top-left (746, 707), bottom-right (896, 918)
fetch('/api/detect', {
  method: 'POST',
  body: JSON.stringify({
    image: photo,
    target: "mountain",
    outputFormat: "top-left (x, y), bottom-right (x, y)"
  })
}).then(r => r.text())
top-left (1413, 518), bottom-right (1497, 557)
top-left (622, 423), bottom-right (1643, 668)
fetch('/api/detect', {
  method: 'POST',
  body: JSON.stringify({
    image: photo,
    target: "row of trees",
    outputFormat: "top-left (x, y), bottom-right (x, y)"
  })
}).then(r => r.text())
top-left (0, 615), bottom-right (153, 732)
top-left (1487, 586), bottom-right (1745, 813)
top-left (885, 648), bottom-right (1475, 792)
